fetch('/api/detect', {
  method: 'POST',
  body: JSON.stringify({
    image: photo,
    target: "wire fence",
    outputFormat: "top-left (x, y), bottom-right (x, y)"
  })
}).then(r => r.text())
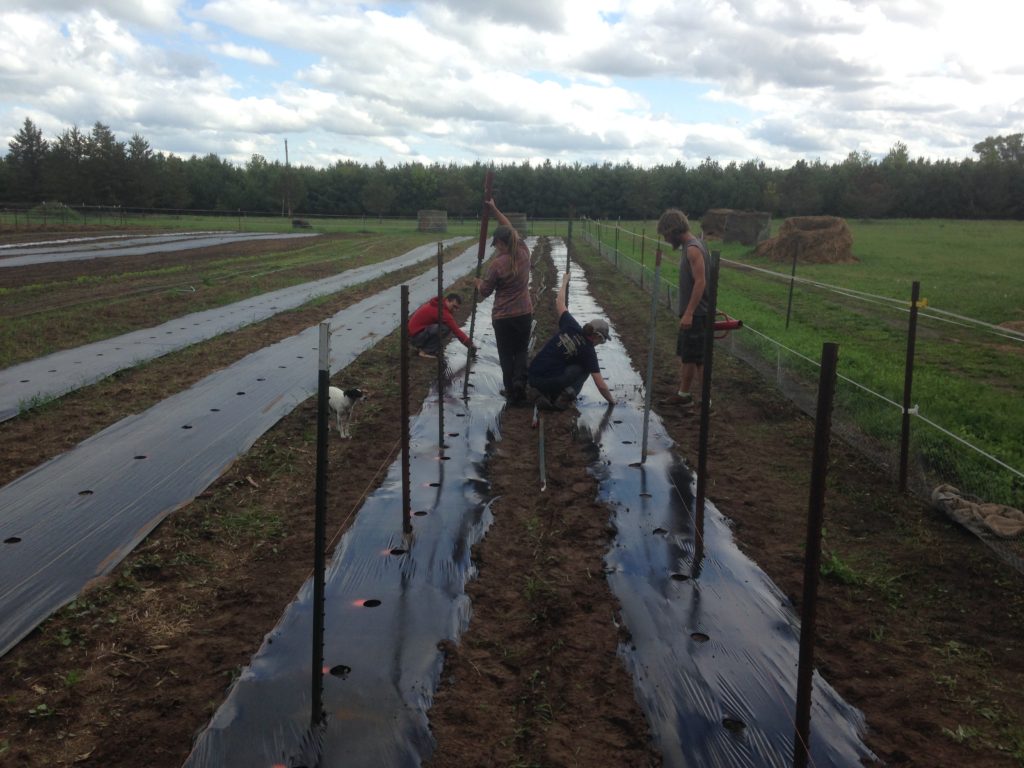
top-left (0, 203), bottom-right (580, 238)
top-left (579, 222), bottom-right (1024, 574)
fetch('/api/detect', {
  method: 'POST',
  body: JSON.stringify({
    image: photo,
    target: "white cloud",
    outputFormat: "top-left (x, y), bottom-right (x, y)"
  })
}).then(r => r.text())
top-left (1, 0), bottom-right (1022, 170)
top-left (210, 42), bottom-right (275, 66)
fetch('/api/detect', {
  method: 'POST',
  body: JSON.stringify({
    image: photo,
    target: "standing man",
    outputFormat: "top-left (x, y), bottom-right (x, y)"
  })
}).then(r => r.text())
top-left (657, 208), bottom-right (711, 409)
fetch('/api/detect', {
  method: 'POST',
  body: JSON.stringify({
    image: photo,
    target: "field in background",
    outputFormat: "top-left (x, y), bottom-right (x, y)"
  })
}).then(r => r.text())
top-left (0, 230), bottom-right (457, 368)
top-left (584, 218), bottom-right (1024, 512)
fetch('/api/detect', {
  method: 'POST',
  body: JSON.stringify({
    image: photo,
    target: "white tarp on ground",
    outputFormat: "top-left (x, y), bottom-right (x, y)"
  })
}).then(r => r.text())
top-left (0, 238), bottom-right (468, 422)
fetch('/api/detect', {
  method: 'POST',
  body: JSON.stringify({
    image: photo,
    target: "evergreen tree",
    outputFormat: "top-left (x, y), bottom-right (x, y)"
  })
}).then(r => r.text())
top-left (125, 133), bottom-right (156, 207)
top-left (48, 125), bottom-right (87, 204)
top-left (84, 122), bottom-right (127, 205)
top-left (7, 117), bottom-right (49, 202)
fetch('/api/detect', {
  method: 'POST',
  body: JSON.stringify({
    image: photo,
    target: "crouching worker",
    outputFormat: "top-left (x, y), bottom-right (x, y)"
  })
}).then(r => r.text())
top-left (525, 273), bottom-right (616, 411)
top-left (408, 293), bottom-right (476, 359)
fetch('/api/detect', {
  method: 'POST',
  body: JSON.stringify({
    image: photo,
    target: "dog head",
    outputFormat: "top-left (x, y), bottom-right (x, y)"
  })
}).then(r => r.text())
top-left (343, 388), bottom-right (364, 401)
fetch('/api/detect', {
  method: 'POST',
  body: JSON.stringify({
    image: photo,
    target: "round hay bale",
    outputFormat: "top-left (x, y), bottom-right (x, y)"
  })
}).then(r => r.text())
top-left (505, 212), bottom-right (529, 234)
top-left (417, 209), bottom-right (448, 233)
top-left (725, 211), bottom-right (772, 246)
top-left (754, 216), bottom-right (856, 264)
top-left (700, 209), bottom-right (731, 240)
top-left (700, 209), bottom-right (771, 244)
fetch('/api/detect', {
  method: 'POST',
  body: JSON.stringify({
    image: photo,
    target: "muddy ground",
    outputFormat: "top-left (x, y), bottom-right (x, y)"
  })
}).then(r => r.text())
top-left (1, 233), bottom-right (1022, 767)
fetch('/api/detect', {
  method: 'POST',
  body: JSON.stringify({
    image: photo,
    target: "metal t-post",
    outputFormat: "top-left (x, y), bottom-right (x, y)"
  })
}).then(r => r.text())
top-left (694, 251), bottom-right (721, 574)
top-left (462, 170), bottom-right (494, 400)
top-left (640, 230), bottom-right (646, 289)
top-left (785, 241), bottom-right (800, 330)
top-left (793, 341), bottom-right (839, 768)
top-left (311, 322), bottom-right (330, 727)
top-left (640, 249), bottom-right (663, 463)
top-left (899, 281), bottom-right (921, 491)
top-left (400, 287), bottom-right (411, 534)
top-left (436, 242), bottom-right (445, 454)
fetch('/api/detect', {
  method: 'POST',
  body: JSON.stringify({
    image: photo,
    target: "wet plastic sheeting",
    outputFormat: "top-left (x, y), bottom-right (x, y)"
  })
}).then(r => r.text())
top-left (184, 295), bottom-right (509, 767)
top-left (0, 242), bottom-right (483, 658)
top-left (0, 239), bottom-right (468, 422)
top-left (558, 246), bottom-right (875, 767)
top-left (0, 231), bottom-right (318, 268)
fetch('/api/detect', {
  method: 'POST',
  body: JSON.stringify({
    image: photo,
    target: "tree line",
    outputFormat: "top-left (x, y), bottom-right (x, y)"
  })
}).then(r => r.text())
top-left (3, 117), bottom-right (1023, 221)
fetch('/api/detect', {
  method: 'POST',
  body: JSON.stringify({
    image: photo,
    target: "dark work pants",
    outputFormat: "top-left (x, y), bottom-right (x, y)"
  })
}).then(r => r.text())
top-left (528, 364), bottom-right (588, 399)
top-left (410, 324), bottom-right (450, 355)
top-left (493, 313), bottom-right (532, 397)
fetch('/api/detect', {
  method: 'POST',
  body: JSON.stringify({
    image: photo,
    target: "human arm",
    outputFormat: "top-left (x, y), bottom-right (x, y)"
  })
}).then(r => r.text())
top-left (679, 243), bottom-right (707, 329)
top-left (590, 371), bottom-right (616, 405)
top-left (485, 198), bottom-right (512, 228)
top-left (442, 306), bottom-right (472, 346)
top-left (555, 271), bottom-right (569, 316)
top-left (475, 264), bottom-right (496, 298)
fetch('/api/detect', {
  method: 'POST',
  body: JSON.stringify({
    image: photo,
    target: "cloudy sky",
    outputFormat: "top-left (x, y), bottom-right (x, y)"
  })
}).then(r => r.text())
top-left (1, 0), bottom-right (1021, 170)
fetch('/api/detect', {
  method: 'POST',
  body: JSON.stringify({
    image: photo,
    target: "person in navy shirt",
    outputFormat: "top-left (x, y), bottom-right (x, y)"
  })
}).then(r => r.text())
top-left (526, 272), bottom-right (616, 411)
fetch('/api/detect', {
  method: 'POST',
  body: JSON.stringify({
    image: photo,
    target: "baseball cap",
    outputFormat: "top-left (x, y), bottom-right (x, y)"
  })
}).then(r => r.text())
top-left (491, 225), bottom-right (512, 246)
top-left (589, 318), bottom-right (610, 343)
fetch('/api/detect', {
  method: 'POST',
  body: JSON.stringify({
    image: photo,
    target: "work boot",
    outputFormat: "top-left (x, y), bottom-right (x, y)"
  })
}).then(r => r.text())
top-left (659, 391), bottom-right (694, 407)
top-left (525, 385), bottom-right (556, 411)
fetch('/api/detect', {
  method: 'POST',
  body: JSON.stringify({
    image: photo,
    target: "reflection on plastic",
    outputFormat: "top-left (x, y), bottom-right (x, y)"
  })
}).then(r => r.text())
top-left (561, 245), bottom-right (876, 767)
top-left (184, 293), bottom-right (510, 767)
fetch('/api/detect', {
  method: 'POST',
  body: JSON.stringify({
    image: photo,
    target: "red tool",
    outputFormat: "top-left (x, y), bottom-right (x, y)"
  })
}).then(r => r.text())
top-left (713, 312), bottom-right (743, 339)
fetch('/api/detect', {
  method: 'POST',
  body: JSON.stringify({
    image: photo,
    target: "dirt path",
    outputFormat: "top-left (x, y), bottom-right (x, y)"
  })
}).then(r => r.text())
top-left (1, 236), bottom-right (1022, 767)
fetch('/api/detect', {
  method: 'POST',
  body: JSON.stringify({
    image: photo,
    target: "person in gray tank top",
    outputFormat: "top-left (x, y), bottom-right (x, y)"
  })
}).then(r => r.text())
top-left (657, 208), bottom-right (710, 410)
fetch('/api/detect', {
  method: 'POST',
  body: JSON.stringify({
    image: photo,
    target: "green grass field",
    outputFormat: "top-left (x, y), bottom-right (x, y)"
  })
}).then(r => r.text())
top-left (585, 218), bottom-right (1024, 508)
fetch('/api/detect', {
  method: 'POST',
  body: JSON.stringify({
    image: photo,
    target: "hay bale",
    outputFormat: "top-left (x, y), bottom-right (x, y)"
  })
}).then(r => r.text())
top-left (725, 211), bottom-right (771, 246)
top-left (417, 209), bottom-right (448, 233)
top-left (700, 209), bottom-right (770, 245)
top-left (754, 216), bottom-right (856, 264)
top-left (700, 209), bottom-right (731, 239)
top-left (505, 212), bottom-right (529, 234)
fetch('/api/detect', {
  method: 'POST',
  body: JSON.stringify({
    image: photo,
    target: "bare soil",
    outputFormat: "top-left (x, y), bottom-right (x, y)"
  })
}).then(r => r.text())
top-left (1, 235), bottom-right (1022, 767)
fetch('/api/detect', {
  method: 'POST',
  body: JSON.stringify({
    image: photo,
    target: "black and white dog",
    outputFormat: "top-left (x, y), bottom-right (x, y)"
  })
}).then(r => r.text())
top-left (328, 387), bottom-right (364, 439)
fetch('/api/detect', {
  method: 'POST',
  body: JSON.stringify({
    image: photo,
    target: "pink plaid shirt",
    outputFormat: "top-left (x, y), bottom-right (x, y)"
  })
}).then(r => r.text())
top-left (479, 239), bottom-right (532, 319)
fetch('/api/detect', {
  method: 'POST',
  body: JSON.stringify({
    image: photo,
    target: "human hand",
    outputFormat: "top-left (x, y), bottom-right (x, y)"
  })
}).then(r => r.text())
top-left (680, 312), bottom-right (693, 329)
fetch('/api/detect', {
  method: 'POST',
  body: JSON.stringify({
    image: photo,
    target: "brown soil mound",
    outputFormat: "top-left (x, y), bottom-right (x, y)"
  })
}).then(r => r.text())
top-left (754, 215), bottom-right (857, 264)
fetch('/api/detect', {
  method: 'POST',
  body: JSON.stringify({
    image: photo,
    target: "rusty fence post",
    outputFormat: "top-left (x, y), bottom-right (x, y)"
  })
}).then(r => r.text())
top-left (311, 322), bottom-right (331, 727)
top-left (793, 341), bottom-right (840, 768)
top-left (899, 281), bottom-right (921, 492)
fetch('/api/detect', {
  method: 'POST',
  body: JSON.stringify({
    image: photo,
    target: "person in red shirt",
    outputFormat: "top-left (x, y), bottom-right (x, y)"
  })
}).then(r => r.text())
top-left (408, 293), bottom-right (475, 359)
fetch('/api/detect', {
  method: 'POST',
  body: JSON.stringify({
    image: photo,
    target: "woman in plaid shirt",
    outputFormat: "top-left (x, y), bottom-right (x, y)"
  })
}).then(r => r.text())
top-left (475, 198), bottom-right (533, 405)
